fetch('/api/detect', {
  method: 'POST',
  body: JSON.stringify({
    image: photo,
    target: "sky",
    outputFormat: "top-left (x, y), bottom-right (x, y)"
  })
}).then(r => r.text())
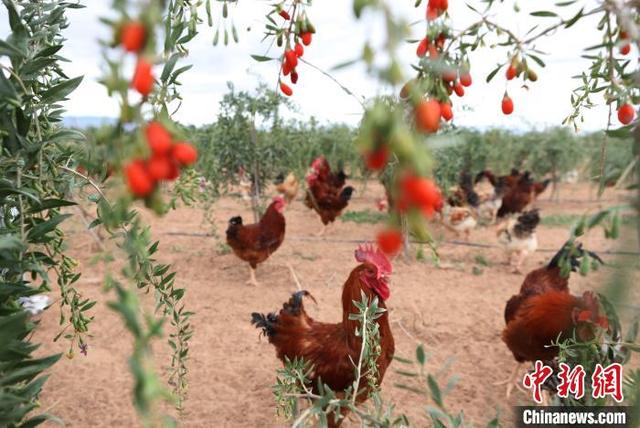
top-left (1, 0), bottom-right (614, 131)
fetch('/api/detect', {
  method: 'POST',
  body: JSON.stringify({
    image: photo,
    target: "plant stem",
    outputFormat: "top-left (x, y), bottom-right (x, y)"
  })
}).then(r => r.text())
top-left (351, 305), bottom-right (368, 407)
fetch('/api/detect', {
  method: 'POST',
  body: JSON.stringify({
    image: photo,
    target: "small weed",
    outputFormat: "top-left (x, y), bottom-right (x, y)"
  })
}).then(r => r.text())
top-left (472, 266), bottom-right (484, 276)
top-left (293, 251), bottom-right (317, 261)
top-left (340, 209), bottom-right (387, 224)
top-left (541, 214), bottom-right (581, 227)
top-left (217, 242), bottom-right (231, 255)
top-left (170, 244), bottom-right (184, 253)
top-left (474, 254), bottom-right (490, 267)
top-left (542, 213), bottom-right (634, 228)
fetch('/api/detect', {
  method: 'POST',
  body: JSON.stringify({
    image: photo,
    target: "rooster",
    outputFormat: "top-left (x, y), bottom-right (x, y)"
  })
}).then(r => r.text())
top-left (497, 171), bottom-right (536, 217)
top-left (251, 244), bottom-right (395, 427)
top-left (226, 195), bottom-right (286, 286)
top-left (533, 178), bottom-right (551, 199)
top-left (274, 172), bottom-right (299, 203)
top-left (476, 169), bottom-right (521, 193)
top-left (499, 242), bottom-right (607, 397)
top-left (497, 209), bottom-right (540, 273)
top-left (496, 171), bottom-right (551, 218)
top-left (304, 157), bottom-right (354, 236)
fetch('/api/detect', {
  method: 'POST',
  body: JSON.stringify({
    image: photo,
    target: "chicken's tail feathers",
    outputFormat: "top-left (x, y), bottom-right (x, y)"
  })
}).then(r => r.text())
top-left (251, 312), bottom-right (278, 338)
top-left (251, 290), bottom-right (316, 338)
top-left (283, 290), bottom-right (316, 315)
top-left (340, 186), bottom-right (355, 202)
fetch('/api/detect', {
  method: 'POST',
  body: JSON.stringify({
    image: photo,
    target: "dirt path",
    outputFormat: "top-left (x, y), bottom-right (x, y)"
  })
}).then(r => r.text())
top-left (37, 182), bottom-right (639, 427)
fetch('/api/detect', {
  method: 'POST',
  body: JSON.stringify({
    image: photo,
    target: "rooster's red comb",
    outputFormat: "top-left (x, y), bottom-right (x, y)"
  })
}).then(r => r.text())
top-left (310, 156), bottom-right (326, 171)
top-left (355, 243), bottom-right (392, 276)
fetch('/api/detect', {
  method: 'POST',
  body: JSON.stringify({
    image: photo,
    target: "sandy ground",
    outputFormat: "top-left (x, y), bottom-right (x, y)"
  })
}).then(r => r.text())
top-left (35, 181), bottom-right (640, 427)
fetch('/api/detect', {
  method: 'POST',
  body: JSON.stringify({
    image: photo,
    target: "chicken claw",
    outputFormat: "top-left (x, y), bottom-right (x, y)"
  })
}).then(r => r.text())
top-left (493, 363), bottom-right (521, 398)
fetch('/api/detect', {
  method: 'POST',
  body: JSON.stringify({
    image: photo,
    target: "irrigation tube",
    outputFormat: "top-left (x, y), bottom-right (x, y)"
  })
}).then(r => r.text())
top-left (163, 231), bottom-right (640, 257)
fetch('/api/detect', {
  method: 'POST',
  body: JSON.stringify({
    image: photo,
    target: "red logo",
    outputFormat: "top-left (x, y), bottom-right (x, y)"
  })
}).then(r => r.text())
top-left (523, 362), bottom-right (624, 403)
top-left (592, 363), bottom-right (623, 402)
top-left (557, 363), bottom-right (585, 399)
top-left (523, 361), bottom-right (553, 403)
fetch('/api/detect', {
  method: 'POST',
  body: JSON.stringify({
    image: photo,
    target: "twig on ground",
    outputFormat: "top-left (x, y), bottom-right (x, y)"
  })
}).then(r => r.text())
top-left (287, 263), bottom-right (303, 291)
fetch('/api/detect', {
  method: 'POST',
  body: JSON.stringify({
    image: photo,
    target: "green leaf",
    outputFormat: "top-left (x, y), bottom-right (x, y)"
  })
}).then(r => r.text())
top-left (486, 64), bottom-right (502, 83)
top-left (39, 76), bottom-right (83, 104)
top-left (416, 344), bottom-right (426, 365)
top-left (564, 8), bottom-right (584, 29)
top-left (27, 214), bottom-right (72, 241)
top-left (161, 54), bottom-right (180, 82)
top-left (20, 57), bottom-right (56, 76)
top-left (0, 69), bottom-right (20, 104)
top-left (427, 374), bottom-right (443, 407)
top-left (605, 125), bottom-right (632, 139)
top-left (395, 369), bottom-right (419, 377)
top-left (530, 11), bottom-right (558, 17)
top-left (250, 54), bottom-right (274, 62)
top-left (28, 198), bottom-right (76, 213)
top-left (527, 54), bottom-right (546, 68)
top-left (34, 44), bottom-right (63, 58)
top-left (0, 39), bottom-right (26, 58)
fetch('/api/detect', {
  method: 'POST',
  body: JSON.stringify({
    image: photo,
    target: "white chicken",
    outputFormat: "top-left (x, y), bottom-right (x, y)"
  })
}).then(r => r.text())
top-left (474, 174), bottom-right (504, 225)
top-left (441, 204), bottom-right (477, 241)
top-left (497, 209), bottom-right (540, 273)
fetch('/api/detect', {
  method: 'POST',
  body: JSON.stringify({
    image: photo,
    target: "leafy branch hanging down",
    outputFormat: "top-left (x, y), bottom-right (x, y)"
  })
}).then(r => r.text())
top-left (0, 0), bottom-right (90, 426)
top-left (66, 0), bottom-right (208, 422)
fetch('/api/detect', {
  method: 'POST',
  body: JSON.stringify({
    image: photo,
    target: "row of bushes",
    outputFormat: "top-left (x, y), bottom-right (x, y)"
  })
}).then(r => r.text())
top-left (79, 85), bottom-right (636, 195)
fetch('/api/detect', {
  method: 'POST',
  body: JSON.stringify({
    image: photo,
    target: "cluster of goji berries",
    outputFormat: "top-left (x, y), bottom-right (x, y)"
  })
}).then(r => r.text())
top-left (410, 56), bottom-right (471, 132)
top-left (615, 29), bottom-right (636, 126)
top-left (117, 21), bottom-right (198, 198)
top-left (276, 5), bottom-right (314, 97)
top-left (501, 56), bottom-right (537, 116)
top-left (409, 0), bottom-right (477, 134)
top-left (119, 21), bottom-right (155, 97)
top-left (125, 122), bottom-right (198, 197)
top-left (376, 173), bottom-right (443, 255)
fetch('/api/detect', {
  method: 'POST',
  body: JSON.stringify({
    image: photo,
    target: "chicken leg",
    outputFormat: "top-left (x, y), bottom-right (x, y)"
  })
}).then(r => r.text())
top-left (493, 362), bottom-right (522, 398)
top-left (314, 224), bottom-right (327, 237)
top-left (247, 266), bottom-right (258, 286)
top-left (511, 250), bottom-right (528, 274)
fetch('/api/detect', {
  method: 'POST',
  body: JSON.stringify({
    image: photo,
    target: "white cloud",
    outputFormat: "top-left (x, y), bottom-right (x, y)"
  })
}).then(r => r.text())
top-left (0, 1), bottom-right (617, 131)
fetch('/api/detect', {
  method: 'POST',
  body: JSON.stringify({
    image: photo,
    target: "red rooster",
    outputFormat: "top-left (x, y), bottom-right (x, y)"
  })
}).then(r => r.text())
top-left (497, 171), bottom-right (537, 217)
top-left (304, 156), bottom-right (354, 236)
top-left (226, 195), bottom-right (286, 286)
top-left (499, 242), bottom-right (607, 397)
top-left (251, 244), bottom-right (395, 426)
